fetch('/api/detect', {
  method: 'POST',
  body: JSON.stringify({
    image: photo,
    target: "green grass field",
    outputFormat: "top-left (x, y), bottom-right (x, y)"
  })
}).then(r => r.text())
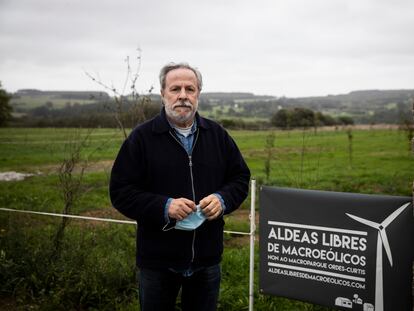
top-left (0, 127), bottom-right (412, 310)
top-left (1, 127), bottom-right (411, 194)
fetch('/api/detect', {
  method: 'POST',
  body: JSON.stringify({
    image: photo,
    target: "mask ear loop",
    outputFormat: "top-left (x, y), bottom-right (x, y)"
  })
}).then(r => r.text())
top-left (162, 220), bottom-right (175, 231)
top-left (162, 206), bottom-right (199, 231)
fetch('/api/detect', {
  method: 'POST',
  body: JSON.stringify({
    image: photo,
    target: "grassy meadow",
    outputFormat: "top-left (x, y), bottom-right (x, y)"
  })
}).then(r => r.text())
top-left (0, 126), bottom-right (412, 310)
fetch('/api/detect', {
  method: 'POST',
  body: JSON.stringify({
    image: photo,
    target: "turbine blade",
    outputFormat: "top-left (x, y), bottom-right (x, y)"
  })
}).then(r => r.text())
top-left (375, 233), bottom-right (384, 311)
top-left (382, 202), bottom-right (411, 228)
top-left (346, 213), bottom-right (379, 229)
top-left (379, 229), bottom-right (393, 266)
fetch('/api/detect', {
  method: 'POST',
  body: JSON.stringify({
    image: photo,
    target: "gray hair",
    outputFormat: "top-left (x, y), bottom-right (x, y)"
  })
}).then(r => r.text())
top-left (159, 62), bottom-right (203, 92)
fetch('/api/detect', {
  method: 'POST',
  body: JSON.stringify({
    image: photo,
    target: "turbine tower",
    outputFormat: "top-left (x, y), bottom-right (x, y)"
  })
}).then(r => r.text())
top-left (346, 202), bottom-right (410, 311)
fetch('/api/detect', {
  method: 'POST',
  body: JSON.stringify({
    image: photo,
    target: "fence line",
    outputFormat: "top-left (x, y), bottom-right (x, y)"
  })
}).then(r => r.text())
top-left (0, 207), bottom-right (252, 236)
top-left (0, 207), bottom-right (136, 224)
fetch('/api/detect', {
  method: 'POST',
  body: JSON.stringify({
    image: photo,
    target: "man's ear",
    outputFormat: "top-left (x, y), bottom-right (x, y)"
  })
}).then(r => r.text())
top-left (160, 90), bottom-right (165, 105)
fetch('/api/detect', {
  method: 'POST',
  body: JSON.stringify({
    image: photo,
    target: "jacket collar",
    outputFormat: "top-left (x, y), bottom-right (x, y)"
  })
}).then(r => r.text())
top-left (152, 107), bottom-right (210, 133)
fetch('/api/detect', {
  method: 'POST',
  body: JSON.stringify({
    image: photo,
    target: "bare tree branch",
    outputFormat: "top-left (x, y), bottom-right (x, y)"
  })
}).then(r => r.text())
top-left (84, 48), bottom-right (151, 139)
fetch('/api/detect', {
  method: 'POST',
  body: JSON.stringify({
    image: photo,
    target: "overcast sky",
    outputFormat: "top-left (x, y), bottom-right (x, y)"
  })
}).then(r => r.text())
top-left (1, 0), bottom-right (413, 97)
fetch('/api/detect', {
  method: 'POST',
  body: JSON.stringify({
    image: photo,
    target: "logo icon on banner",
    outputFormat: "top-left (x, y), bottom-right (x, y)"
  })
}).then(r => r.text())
top-left (334, 294), bottom-right (374, 310)
top-left (335, 296), bottom-right (352, 308)
top-left (346, 202), bottom-right (410, 311)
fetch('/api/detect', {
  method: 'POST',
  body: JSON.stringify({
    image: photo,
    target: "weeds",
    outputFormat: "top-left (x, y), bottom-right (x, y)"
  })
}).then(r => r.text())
top-left (52, 129), bottom-right (93, 260)
top-left (264, 132), bottom-right (275, 184)
top-left (346, 127), bottom-right (353, 168)
top-left (265, 128), bottom-right (323, 189)
top-left (0, 215), bottom-right (137, 310)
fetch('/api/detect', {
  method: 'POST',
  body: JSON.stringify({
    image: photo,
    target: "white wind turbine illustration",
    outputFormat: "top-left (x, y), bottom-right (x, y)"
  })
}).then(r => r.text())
top-left (346, 202), bottom-right (410, 311)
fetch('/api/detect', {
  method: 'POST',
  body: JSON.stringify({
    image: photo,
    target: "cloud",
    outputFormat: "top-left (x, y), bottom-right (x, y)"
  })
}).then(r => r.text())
top-left (1, 0), bottom-right (413, 96)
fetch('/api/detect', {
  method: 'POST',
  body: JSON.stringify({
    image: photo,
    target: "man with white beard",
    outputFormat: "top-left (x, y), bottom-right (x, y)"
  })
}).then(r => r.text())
top-left (110, 62), bottom-right (250, 311)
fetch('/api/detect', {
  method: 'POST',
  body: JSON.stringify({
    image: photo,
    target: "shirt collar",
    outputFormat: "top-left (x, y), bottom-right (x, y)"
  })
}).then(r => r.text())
top-left (152, 107), bottom-right (209, 134)
top-left (172, 120), bottom-right (197, 137)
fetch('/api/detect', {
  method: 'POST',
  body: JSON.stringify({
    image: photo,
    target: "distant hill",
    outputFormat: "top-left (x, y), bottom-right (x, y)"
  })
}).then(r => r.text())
top-left (332, 89), bottom-right (414, 101)
top-left (11, 89), bottom-right (110, 110)
top-left (9, 88), bottom-right (414, 124)
top-left (201, 92), bottom-right (273, 100)
top-left (275, 89), bottom-right (413, 123)
top-left (14, 89), bottom-right (110, 99)
top-left (146, 92), bottom-right (273, 101)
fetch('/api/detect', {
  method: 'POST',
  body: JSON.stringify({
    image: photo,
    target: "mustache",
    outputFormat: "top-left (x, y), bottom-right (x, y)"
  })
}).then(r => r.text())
top-left (172, 100), bottom-right (192, 109)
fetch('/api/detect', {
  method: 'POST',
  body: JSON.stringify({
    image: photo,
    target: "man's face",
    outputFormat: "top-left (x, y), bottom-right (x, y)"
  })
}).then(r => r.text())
top-left (161, 68), bottom-right (199, 127)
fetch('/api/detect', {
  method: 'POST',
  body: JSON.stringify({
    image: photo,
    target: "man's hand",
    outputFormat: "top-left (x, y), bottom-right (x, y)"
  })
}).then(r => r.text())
top-left (168, 198), bottom-right (196, 220)
top-left (199, 194), bottom-right (223, 220)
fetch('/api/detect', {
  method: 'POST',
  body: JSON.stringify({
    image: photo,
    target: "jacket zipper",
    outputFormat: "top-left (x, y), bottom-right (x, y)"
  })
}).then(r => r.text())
top-left (169, 129), bottom-right (200, 264)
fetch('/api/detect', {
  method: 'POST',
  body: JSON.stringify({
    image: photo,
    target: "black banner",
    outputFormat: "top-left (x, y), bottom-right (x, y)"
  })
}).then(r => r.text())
top-left (259, 186), bottom-right (414, 311)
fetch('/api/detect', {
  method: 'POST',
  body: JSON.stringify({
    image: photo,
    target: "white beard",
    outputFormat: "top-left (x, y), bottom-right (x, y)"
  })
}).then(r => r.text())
top-left (164, 99), bottom-right (198, 126)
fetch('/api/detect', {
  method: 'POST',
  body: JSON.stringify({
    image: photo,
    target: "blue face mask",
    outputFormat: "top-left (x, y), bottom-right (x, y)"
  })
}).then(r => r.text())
top-left (175, 205), bottom-right (206, 231)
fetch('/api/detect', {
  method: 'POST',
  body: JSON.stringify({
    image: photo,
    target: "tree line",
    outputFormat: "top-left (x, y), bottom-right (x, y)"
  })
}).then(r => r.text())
top-left (6, 97), bottom-right (162, 128)
top-left (2, 86), bottom-right (355, 129)
top-left (0, 82), bottom-right (12, 127)
top-left (9, 83), bottom-right (414, 130)
top-left (270, 107), bottom-right (354, 129)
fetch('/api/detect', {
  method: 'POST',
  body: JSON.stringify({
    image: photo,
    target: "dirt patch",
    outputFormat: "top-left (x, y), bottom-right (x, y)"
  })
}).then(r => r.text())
top-left (13, 160), bottom-right (115, 177)
top-left (226, 208), bottom-right (259, 226)
top-left (224, 235), bottom-right (250, 247)
top-left (47, 160), bottom-right (114, 174)
top-left (83, 160), bottom-right (114, 173)
top-left (80, 207), bottom-right (127, 220)
top-left (311, 124), bottom-right (399, 131)
top-left (75, 207), bottom-right (133, 228)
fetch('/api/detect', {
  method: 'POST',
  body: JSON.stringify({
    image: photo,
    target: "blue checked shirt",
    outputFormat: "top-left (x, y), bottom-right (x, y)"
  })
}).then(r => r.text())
top-left (164, 121), bottom-right (226, 222)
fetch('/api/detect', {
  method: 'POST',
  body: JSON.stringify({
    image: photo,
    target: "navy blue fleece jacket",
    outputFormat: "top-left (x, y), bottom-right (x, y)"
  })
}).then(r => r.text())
top-left (110, 109), bottom-right (250, 269)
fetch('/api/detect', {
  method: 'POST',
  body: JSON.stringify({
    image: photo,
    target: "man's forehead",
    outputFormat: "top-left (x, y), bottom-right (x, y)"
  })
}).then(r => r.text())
top-left (166, 68), bottom-right (197, 84)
